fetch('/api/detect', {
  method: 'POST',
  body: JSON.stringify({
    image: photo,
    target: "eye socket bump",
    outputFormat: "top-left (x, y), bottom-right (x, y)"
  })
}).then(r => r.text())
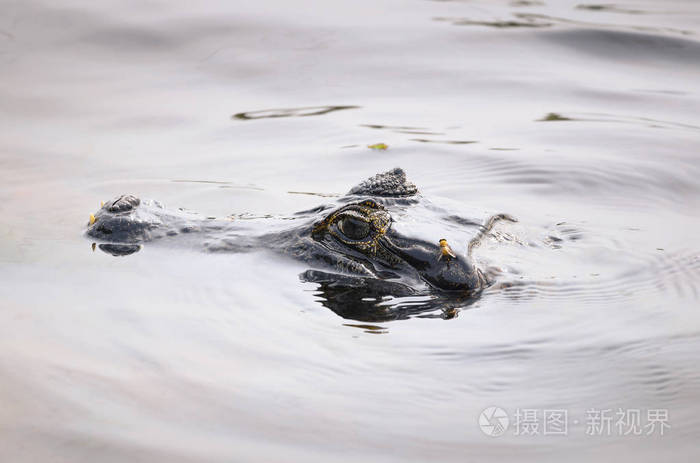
top-left (337, 217), bottom-right (371, 241)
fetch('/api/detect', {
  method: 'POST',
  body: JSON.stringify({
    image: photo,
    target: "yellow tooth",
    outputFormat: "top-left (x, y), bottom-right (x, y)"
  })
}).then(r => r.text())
top-left (89, 214), bottom-right (96, 225)
top-left (100, 201), bottom-right (104, 208)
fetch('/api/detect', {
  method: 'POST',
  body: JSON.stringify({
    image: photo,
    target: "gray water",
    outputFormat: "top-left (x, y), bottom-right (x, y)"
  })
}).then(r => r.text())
top-left (1, 0), bottom-right (699, 461)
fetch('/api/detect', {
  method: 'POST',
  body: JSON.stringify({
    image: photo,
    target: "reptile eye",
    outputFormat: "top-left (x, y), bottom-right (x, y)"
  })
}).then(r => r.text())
top-left (338, 217), bottom-right (370, 241)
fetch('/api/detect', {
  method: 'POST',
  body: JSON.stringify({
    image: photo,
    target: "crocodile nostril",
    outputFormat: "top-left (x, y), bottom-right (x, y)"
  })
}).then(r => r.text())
top-left (107, 194), bottom-right (141, 212)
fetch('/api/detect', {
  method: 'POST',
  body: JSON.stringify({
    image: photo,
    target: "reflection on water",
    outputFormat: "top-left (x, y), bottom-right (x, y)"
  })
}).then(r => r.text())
top-left (537, 111), bottom-right (700, 130)
top-left (436, 12), bottom-right (694, 36)
top-left (433, 15), bottom-right (553, 28)
top-left (2, 0), bottom-right (700, 461)
top-left (361, 123), bottom-right (446, 136)
top-left (232, 105), bottom-right (359, 120)
top-left (576, 4), bottom-right (646, 14)
top-left (287, 190), bottom-right (340, 197)
top-left (410, 138), bottom-right (478, 144)
top-left (342, 324), bottom-right (390, 334)
top-left (302, 270), bottom-right (471, 322)
top-left (360, 124), bottom-right (428, 130)
top-left (96, 243), bottom-right (142, 256)
top-left (538, 112), bottom-right (574, 121)
top-left (510, 0), bottom-right (545, 6)
top-left (172, 179), bottom-right (265, 190)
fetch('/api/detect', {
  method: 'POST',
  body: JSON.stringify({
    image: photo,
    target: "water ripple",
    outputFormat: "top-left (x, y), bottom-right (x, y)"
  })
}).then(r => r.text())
top-left (496, 249), bottom-right (700, 305)
top-left (232, 105), bottom-right (359, 120)
top-left (435, 12), bottom-right (695, 36)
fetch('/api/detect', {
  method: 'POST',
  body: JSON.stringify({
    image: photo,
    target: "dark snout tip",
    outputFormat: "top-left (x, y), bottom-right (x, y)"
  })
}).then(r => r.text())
top-left (425, 254), bottom-right (484, 292)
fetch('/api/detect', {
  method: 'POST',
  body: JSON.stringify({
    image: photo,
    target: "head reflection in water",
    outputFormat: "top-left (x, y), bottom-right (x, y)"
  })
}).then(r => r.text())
top-left (301, 270), bottom-right (480, 322)
top-left (86, 168), bottom-right (515, 321)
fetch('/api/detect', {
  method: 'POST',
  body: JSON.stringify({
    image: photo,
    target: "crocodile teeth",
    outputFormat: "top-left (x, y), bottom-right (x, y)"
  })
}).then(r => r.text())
top-left (89, 214), bottom-right (96, 225)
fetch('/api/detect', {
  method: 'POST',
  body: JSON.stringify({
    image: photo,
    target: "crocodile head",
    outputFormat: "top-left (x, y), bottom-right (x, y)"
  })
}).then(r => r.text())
top-left (280, 168), bottom-right (507, 320)
top-left (86, 168), bottom-right (511, 321)
top-left (306, 199), bottom-right (484, 293)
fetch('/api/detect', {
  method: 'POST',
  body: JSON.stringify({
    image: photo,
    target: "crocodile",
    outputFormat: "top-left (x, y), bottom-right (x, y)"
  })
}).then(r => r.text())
top-left (86, 168), bottom-right (514, 321)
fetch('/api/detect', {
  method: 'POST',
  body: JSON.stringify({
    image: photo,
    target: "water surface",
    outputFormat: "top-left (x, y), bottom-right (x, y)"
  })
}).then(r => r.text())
top-left (1, 0), bottom-right (699, 461)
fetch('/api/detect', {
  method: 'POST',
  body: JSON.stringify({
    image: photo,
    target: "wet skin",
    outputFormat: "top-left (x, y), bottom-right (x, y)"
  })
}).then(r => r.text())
top-left (86, 169), bottom-right (513, 320)
top-left (309, 200), bottom-right (485, 292)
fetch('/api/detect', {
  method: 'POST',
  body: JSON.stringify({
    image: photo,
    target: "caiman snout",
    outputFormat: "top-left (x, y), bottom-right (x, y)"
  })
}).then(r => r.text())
top-left (382, 235), bottom-right (484, 292)
top-left (310, 199), bottom-right (487, 293)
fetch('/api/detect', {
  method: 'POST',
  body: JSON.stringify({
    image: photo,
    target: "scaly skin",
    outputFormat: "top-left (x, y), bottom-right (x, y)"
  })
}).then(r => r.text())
top-left (86, 169), bottom-right (515, 320)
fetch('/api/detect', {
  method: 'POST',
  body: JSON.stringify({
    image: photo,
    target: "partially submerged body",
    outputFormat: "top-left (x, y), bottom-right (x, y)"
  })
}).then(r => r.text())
top-left (87, 168), bottom-right (515, 320)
